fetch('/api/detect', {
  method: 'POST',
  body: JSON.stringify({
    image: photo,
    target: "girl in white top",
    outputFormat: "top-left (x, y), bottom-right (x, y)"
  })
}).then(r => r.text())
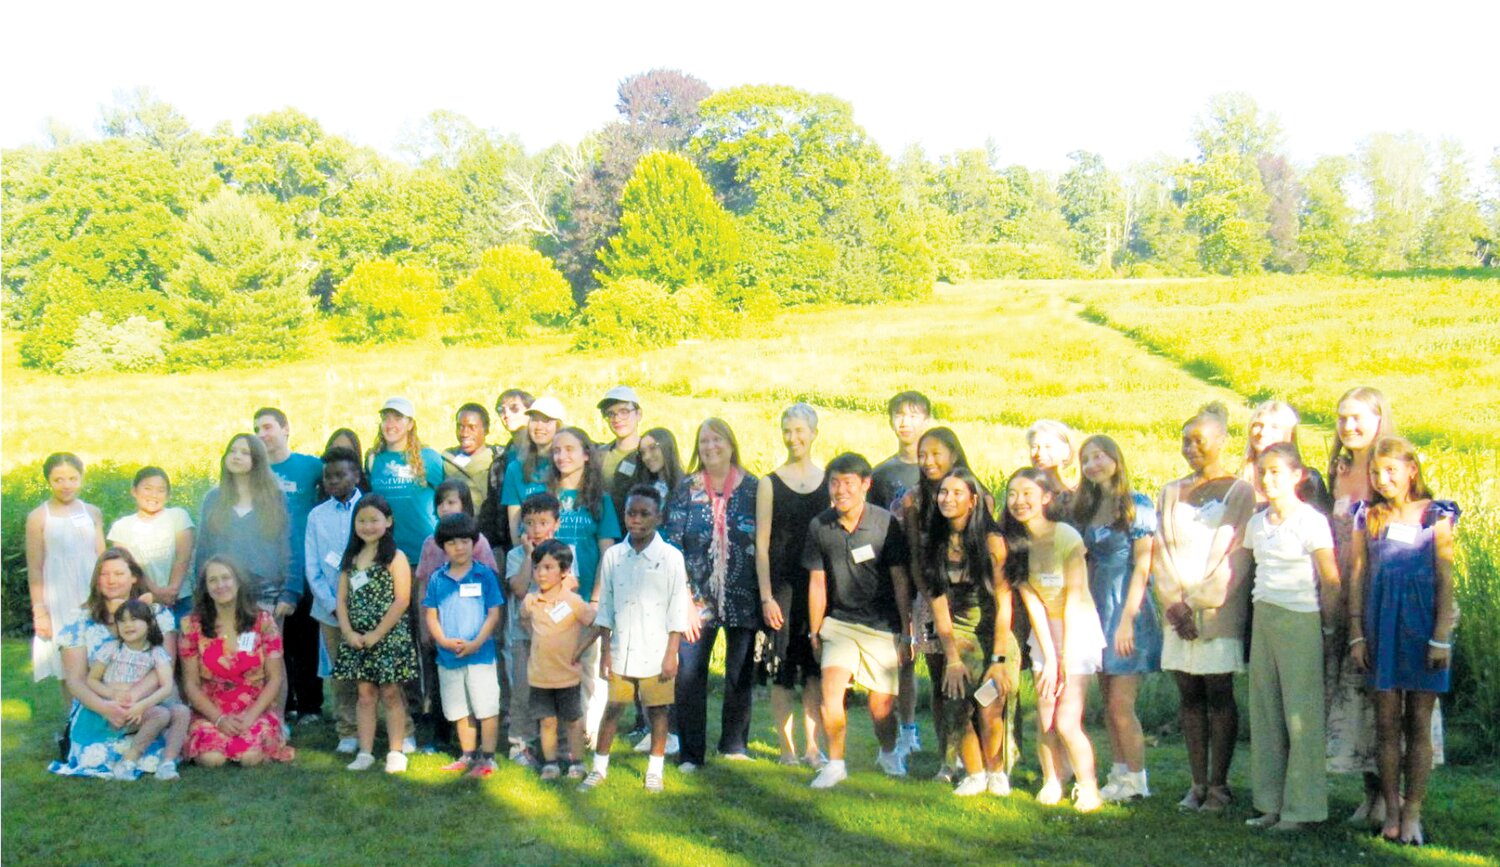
top-left (25, 453), bottom-right (105, 704)
top-left (107, 467), bottom-right (197, 614)
top-left (1242, 444), bottom-right (1340, 831)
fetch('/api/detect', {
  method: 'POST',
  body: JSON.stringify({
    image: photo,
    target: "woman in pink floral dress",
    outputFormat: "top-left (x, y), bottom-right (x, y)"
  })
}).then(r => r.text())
top-left (180, 556), bottom-right (294, 765)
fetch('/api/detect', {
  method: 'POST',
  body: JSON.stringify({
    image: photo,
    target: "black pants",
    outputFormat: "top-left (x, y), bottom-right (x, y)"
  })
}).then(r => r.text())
top-left (283, 596), bottom-right (324, 716)
top-left (675, 625), bottom-right (757, 764)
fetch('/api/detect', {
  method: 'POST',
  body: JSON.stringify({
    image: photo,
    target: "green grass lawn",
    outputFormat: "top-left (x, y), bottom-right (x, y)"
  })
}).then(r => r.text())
top-left (3, 639), bottom-right (1495, 866)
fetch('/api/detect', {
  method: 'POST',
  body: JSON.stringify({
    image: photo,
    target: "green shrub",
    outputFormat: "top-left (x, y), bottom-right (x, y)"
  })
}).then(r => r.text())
top-left (56, 314), bottom-right (169, 374)
top-left (331, 259), bottom-right (444, 342)
top-left (574, 277), bottom-right (723, 350)
top-left (958, 241), bottom-right (1091, 279)
top-left (449, 245), bottom-right (574, 340)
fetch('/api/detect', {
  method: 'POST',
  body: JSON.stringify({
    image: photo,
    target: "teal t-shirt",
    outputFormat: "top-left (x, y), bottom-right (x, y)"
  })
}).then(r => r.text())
top-left (368, 447), bottom-right (445, 564)
top-left (557, 489), bottom-right (620, 600)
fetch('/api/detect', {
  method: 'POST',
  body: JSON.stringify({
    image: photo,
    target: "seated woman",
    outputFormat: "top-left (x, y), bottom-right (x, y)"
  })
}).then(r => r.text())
top-left (180, 556), bottom-right (295, 766)
top-left (50, 547), bottom-right (186, 780)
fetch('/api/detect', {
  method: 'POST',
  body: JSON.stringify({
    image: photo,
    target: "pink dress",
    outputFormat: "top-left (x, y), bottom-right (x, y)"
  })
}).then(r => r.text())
top-left (181, 610), bottom-right (294, 762)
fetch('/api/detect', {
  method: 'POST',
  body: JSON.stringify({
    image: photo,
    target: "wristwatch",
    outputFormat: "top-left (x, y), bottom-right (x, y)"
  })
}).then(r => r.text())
top-left (989, 654), bottom-right (1007, 664)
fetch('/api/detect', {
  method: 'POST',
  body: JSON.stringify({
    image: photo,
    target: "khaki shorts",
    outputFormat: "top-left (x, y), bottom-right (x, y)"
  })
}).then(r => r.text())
top-left (438, 662), bottom-right (502, 722)
top-left (608, 672), bottom-right (676, 708)
top-left (818, 617), bottom-right (901, 696)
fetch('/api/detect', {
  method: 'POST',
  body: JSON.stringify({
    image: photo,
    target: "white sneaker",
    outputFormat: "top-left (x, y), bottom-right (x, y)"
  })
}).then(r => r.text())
top-left (894, 725), bottom-right (920, 758)
top-left (347, 752), bottom-right (376, 771)
top-left (953, 773), bottom-right (988, 796)
top-left (633, 732), bottom-right (652, 752)
top-left (113, 759), bottom-right (139, 781)
top-left (644, 770), bottom-right (664, 792)
top-left (876, 750), bottom-right (907, 778)
top-left (155, 760), bottom-right (180, 782)
top-left (1037, 778), bottom-right (1064, 805)
top-left (1102, 770), bottom-right (1150, 802)
top-left (385, 751), bottom-right (408, 774)
top-left (810, 763), bottom-right (848, 789)
top-left (987, 770), bottom-right (1012, 796)
top-left (677, 761), bottom-right (699, 774)
top-left (335, 737), bottom-right (359, 754)
top-left (578, 770), bottom-right (607, 791)
top-left (401, 736), bottom-right (416, 754)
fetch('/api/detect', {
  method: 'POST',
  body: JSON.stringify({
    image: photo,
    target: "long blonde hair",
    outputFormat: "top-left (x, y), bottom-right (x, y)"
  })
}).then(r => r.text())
top-left (1364, 437), bottom-right (1433, 540)
top-left (1025, 419), bottom-right (1079, 490)
top-left (1328, 387), bottom-right (1396, 486)
top-left (368, 420), bottom-right (430, 488)
top-left (1240, 400), bottom-right (1302, 481)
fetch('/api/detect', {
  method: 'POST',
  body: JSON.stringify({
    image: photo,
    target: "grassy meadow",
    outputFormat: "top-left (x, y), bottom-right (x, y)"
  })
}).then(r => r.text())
top-left (3, 276), bottom-right (1499, 864)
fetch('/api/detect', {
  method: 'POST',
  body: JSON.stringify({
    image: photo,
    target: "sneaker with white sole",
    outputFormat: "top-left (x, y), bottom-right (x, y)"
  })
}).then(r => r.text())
top-left (953, 773), bottom-right (988, 796)
top-left (401, 736), bottom-right (416, 754)
top-left (677, 761), bottom-right (699, 774)
top-left (876, 750), bottom-right (907, 778)
top-left (644, 771), bottom-right (664, 792)
top-left (335, 737), bottom-right (359, 754)
top-left (810, 763), bottom-right (848, 789)
top-left (385, 751), bottom-right (408, 774)
top-left (347, 752), bottom-right (376, 771)
top-left (1036, 778), bottom-right (1064, 805)
top-left (987, 771), bottom-right (1012, 796)
top-left (539, 763), bottom-right (561, 780)
top-left (636, 732), bottom-right (680, 755)
top-left (113, 759), bottom-right (139, 781)
top-left (298, 713), bottom-right (322, 726)
top-left (578, 771), bottom-right (607, 791)
top-left (155, 760), bottom-right (180, 782)
top-left (1102, 770), bottom-right (1149, 802)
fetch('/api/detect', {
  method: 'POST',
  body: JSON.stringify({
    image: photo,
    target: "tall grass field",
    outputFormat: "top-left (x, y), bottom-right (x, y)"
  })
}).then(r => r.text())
top-left (3, 276), bottom-right (1498, 864)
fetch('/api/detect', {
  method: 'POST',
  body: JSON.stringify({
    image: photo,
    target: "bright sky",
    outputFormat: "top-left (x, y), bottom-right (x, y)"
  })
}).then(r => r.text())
top-left (4, 0), bottom-right (1496, 174)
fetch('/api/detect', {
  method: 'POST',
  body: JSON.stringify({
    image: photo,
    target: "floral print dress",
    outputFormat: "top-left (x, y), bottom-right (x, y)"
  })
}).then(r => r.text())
top-left (331, 562), bottom-right (418, 684)
top-left (181, 610), bottom-right (294, 762)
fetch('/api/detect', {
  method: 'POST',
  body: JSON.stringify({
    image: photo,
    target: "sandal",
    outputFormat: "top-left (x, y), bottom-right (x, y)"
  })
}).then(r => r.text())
top-left (1177, 785), bottom-right (1207, 812)
top-left (1198, 785), bottom-right (1232, 814)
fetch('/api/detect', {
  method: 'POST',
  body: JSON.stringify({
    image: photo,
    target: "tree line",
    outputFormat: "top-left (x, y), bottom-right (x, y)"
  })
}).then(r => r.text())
top-left (4, 73), bottom-right (1497, 373)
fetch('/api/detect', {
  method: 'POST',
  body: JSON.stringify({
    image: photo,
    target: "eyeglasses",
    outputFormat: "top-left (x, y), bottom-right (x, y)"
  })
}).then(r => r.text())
top-left (602, 407), bottom-right (638, 420)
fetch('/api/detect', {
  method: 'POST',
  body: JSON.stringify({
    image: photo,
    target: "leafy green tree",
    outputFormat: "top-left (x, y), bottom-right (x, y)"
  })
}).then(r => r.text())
top-left (99, 87), bottom-right (216, 191)
top-left (212, 108), bottom-right (358, 236)
top-left (1058, 151), bottom-right (1124, 269)
top-left (554, 70), bottom-right (712, 299)
top-left (164, 189), bottom-right (316, 367)
top-left (931, 147), bottom-right (1020, 244)
top-left (1355, 132), bottom-right (1428, 270)
top-left (1298, 156), bottom-right (1356, 274)
top-left (1122, 157), bottom-right (1199, 275)
top-left (3, 139), bottom-right (193, 367)
top-left (399, 111), bottom-right (533, 256)
top-left (1179, 93), bottom-right (1276, 275)
top-left (597, 151), bottom-right (742, 298)
top-left (319, 164), bottom-right (472, 293)
top-left (1416, 140), bottom-right (1486, 267)
top-left (331, 260), bottom-right (445, 342)
top-left (1258, 154), bottom-right (1305, 272)
top-left (449, 245), bottom-right (574, 339)
top-left (575, 277), bottom-right (720, 350)
top-left (693, 84), bottom-right (932, 304)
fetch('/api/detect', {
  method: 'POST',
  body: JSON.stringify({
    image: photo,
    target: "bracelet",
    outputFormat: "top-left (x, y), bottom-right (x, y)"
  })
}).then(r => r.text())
top-left (214, 714), bottom-right (224, 727)
top-left (1428, 639), bottom-right (1452, 650)
top-left (1347, 636), bottom-right (1366, 647)
top-left (945, 661), bottom-right (965, 670)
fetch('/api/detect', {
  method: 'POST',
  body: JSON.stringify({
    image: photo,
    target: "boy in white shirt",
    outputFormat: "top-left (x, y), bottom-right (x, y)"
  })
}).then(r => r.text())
top-left (577, 486), bottom-right (691, 793)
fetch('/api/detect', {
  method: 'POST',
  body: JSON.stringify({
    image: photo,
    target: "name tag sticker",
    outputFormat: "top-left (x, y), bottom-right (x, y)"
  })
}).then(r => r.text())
top-left (278, 478), bottom-right (297, 493)
top-left (350, 571), bottom-right (370, 593)
top-left (324, 552), bottom-right (341, 569)
top-left (1387, 524), bottom-right (1419, 545)
top-left (236, 632), bottom-right (257, 654)
top-left (851, 544), bottom-right (876, 564)
top-left (549, 601), bottom-right (572, 623)
top-left (618, 460), bottom-right (636, 476)
top-left (460, 582), bottom-right (482, 598)
top-left (1040, 572), bottom-right (1065, 589)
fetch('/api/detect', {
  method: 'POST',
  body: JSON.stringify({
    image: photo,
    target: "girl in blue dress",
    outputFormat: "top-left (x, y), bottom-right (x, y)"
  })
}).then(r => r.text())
top-left (1075, 435), bottom-right (1162, 802)
top-left (1348, 436), bottom-right (1457, 847)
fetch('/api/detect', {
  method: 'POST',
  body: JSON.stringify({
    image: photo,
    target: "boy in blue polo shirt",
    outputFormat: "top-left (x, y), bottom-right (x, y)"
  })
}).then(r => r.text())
top-left (422, 512), bottom-right (505, 777)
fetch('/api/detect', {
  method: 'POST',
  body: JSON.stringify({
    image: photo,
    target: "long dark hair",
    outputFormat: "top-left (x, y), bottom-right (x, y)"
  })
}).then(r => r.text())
top-left (546, 427), bottom-right (606, 521)
top-left (921, 467), bottom-right (1002, 598)
top-left (912, 427), bottom-right (977, 548)
top-left (340, 494), bottom-right (397, 571)
top-left (433, 478), bottom-right (476, 518)
top-left (999, 467), bottom-right (1059, 587)
top-left (633, 427), bottom-right (684, 493)
top-left (192, 555), bottom-right (260, 639)
top-left (85, 547), bottom-right (149, 626)
top-left (1073, 435), bottom-right (1137, 532)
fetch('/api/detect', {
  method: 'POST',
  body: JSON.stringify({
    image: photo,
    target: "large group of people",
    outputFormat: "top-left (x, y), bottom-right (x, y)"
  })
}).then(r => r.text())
top-left (26, 385), bottom-right (1457, 845)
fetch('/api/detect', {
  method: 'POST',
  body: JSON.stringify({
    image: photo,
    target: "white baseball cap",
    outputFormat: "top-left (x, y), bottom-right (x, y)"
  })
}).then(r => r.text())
top-left (526, 396), bottom-right (567, 423)
top-left (597, 385), bottom-right (642, 411)
top-left (381, 397), bottom-right (416, 418)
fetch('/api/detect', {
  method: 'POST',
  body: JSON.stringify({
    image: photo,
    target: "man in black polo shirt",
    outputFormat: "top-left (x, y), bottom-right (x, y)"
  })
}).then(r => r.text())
top-left (804, 453), bottom-right (912, 789)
